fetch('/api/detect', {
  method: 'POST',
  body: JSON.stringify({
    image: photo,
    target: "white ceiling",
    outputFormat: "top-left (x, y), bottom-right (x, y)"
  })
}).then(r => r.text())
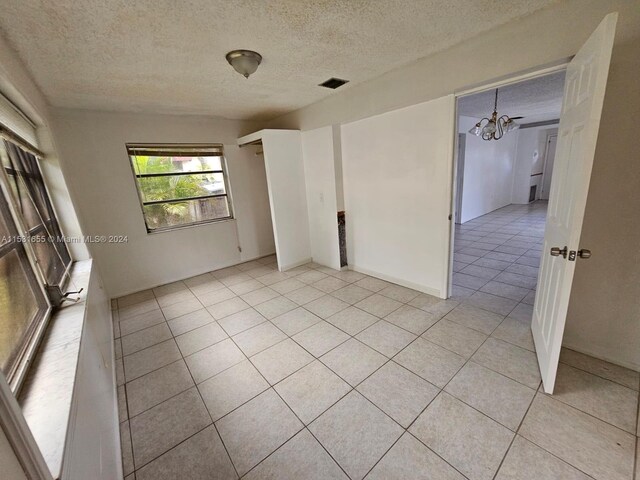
top-left (0, 0), bottom-right (559, 121)
top-left (458, 71), bottom-right (566, 124)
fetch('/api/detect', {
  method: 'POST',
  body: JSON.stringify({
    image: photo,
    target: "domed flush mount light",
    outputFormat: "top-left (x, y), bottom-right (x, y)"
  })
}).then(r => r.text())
top-left (225, 50), bottom-right (262, 78)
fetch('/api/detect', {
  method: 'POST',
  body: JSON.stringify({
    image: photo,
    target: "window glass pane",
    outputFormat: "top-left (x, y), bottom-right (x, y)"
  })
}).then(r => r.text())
top-left (143, 196), bottom-right (230, 230)
top-left (46, 218), bottom-right (71, 269)
top-left (0, 203), bottom-right (9, 246)
top-left (1, 144), bottom-right (50, 229)
top-left (2, 141), bottom-right (71, 284)
top-left (138, 172), bottom-right (226, 202)
top-left (0, 249), bottom-right (41, 375)
top-left (0, 171), bottom-right (40, 231)
top-left (132, 155), bottom-right (222, 175)
top-left (30, 231), bottom-right (66, 286)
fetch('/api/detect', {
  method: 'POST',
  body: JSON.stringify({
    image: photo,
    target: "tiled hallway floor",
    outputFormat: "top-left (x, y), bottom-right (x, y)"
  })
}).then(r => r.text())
top-left (114, 203), bottom-right (640, 480)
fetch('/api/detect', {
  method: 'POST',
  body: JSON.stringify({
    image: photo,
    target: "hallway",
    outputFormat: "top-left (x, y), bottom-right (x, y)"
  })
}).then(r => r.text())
top-left (453, 201), bottom-right (547, 311)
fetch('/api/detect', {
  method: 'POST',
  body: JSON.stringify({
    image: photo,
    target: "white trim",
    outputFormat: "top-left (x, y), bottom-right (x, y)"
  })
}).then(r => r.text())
top-left (441, 97), bottom-right (456, 299)
top-left (455, 60), bottom-right (570, 98)
top-left (349, 264), bottom-right (444, 298)
top-left (447, 63), bottom-right (569, 299)
top-left (279, 257), bottom-right (313, 272)
top-left (236, 130), bottom-right (265, 146)
top-left (561, 341), bottom-right (640, 373)
top-left (0, 373), bottom-right (51, 480)
top-left (109, 251), bottom-right (278, 299)
top-left (19, 261), bottom-right (92, 479)
top-left (540, 132), bottom-right (558, 200)
top-left (447, 127), bottom-right (461, 299)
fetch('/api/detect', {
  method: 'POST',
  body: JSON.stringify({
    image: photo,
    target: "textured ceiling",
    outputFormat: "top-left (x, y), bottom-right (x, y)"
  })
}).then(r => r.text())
top-left (458, 71), bottom-right (566, 124)
top-left (0, 0), bottom-right (559, 120)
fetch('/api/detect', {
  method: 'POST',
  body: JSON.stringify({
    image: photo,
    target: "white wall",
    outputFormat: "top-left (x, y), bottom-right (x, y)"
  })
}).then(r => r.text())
top-left (511, 125), bottom-right (558, 204)
top-left (0, 28), bottom-right (121, 477)
top-left (0, 28), bottom-right (87, 261)
top-left (301, 126), bottom-right (341, 269)
top-left (457, 116), bottom-right (519, 223)
top-left (342, 96), bottom-right (454, 297)
top-left (52, 109), bottom-right (274, 297)
top-left (63, 265), bottom-right (120, 480)
top-left (260, 130), bottom-right (312, 270)
top-left (266, 1), bottom-right (640, 369)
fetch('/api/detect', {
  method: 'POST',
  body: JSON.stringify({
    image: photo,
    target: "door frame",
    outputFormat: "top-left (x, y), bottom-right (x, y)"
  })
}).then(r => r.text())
top-left (540, 132), bottom-right (558, 200)
top-left (446, 61), bottom-right (569, 298)
top-left (454, 133), bottom-right (466, 225)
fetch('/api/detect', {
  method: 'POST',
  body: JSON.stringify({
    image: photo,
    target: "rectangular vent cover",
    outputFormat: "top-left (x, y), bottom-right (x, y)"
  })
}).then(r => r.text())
top-left (319, 77), bottom-right (349, 89)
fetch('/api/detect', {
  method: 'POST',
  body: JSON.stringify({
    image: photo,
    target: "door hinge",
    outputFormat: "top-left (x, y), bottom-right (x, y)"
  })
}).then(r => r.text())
top-left (448, 214), bottom-right (452, 221)
top-left (238, 245), bottom-right (242, 252)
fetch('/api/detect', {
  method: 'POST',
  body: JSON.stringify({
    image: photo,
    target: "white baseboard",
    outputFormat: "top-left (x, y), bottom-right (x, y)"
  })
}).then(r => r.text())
top-left (348, 264), bottom-right (444, 299)
top-left (280, 257), bottom-right (313, 271)
top-left (561, 341), bottom-right (640, 373)
top-left (111, 251), bottom-right (277, 299)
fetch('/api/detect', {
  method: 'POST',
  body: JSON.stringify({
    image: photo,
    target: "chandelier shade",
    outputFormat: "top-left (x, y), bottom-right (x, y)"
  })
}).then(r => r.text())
top-left (468, 89), bottom-right (520, 141)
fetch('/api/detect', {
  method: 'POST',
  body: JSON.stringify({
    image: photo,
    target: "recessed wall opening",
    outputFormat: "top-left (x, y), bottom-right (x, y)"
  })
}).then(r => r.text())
top-left (244, 141), bottom-right (278, 266)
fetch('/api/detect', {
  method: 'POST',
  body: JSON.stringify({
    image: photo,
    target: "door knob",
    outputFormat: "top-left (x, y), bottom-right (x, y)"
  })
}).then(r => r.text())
top-left (578, 249), bottom-right (592, 259)
top-left (550, 246), bottom-right (568, 258)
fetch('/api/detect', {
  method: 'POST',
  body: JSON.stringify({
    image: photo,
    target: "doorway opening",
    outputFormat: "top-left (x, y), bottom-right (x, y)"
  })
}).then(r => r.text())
top-left (449, 70), bottom-right (565, 315)
top-left (447, 14), bottom-right (616, 394)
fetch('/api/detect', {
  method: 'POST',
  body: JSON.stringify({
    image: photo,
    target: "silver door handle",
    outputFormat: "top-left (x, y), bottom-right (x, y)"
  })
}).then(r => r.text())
top-left (550, 246), bottom-right (568, 258)
top-left (578, 249), bottom-right (592, 259)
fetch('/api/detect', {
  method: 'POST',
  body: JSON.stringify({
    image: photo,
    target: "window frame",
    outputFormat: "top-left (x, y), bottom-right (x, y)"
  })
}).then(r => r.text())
top-left (1, 140), bottom-right (72, 287)
top-left (126, 143), bottom-right (235, 233)
top-left (0, 146), bottom-right (53, 393)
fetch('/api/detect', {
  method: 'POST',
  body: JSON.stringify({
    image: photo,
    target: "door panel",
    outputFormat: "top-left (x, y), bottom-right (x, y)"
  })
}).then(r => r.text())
top-left (532, 13), bottom-right (617, 394)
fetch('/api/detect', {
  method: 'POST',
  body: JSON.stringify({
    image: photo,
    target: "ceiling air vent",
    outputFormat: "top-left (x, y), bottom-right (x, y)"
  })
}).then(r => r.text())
top-left (319, 77), bottom-right (349, 89)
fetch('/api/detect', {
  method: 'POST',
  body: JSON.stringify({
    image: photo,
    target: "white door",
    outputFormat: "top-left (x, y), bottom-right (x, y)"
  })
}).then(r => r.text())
top-left (540, 134), bottom-right (557, 200)
top-left (532, 13), bottom-right (617, 394)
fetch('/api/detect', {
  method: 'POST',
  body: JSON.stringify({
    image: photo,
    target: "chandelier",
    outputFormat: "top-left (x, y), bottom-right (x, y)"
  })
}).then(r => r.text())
top-left (468, 89), bottom-right (522, 141)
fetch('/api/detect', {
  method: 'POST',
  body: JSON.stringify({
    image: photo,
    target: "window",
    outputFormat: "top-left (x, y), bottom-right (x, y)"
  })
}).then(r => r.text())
top-left (2, 141), bottom-right (71, 285)
top-left (0, 190), bottom-right (49, 385)
top-left (126, 144), bottom-right (233, 232)
top-left (0, 129), bottom-right (71, 390)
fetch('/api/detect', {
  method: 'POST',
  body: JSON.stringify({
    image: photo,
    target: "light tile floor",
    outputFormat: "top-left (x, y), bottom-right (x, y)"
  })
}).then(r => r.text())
top-left (113, 203), bottom-right (640, 480)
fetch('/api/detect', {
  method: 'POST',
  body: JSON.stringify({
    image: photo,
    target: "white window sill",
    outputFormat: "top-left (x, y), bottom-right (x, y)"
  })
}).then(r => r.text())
top-left (18, 259), bottom-right (93, 479)
top-left (146, 216), bottom-right (236, 235)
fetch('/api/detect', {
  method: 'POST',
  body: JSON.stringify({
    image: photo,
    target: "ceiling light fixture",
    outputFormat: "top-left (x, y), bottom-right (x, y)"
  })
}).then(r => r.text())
top-left (469, 89), bottom-right (522, 141)
top-left (225, 50), bottom-right (262, 79)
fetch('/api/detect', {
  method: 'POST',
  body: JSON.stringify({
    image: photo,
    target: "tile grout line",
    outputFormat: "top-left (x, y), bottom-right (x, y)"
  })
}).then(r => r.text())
top-left (504, 383), bottom-right (603, 480)
top-left (156, 273), bottom-right (440, 476)
top-left (221, 323), bottom-right (344, 478)
top-left (387, 301), bottom-right (542, 478)
top-left (489, 382), bottom-right (542, 480)
top-left (131, 296), bottom-right (240, 478)
top-left (115, 206), bottom-right (632, 479)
